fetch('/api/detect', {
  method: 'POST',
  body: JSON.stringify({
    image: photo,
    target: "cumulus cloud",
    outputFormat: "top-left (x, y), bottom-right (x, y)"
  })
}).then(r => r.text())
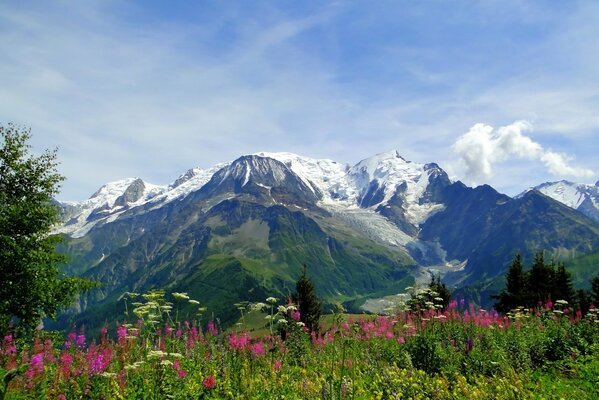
top-left (453, 121), bottom-right (594, 181)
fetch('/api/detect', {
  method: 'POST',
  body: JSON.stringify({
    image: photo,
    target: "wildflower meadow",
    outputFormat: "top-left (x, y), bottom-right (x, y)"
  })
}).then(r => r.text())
top-left (2, 290), bottom-right (599, 399)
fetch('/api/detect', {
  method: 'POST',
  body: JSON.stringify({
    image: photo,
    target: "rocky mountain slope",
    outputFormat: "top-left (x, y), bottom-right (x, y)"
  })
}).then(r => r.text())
top-left (519, 180), bottom-right (599, 223)
top-left (53, 151), bottom-right (599, 328)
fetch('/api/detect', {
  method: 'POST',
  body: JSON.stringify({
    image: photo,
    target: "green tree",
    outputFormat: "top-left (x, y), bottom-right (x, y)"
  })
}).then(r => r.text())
top-left (494, 253), bottom-right (527, 312)
top-left (428, 275), bottom-right (451, 308)
top-left (552, 262), bottom-right (574, 304)
top-left (526, 251), bottom-right (554, 305)
top-left (292, 265), bottom-right (321, 333)
top-left (0, 124), bottom-right (93, 335)
top-left (576, 289), bottom-right (592, 315)
top-left (590, 276), bottom-right (599, 307)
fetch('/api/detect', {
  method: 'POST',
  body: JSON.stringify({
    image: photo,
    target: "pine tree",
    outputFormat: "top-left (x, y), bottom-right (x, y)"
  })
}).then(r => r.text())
top-left (576, 289), bottom-right (592, 315)
top-left (428, 275), bottom-right (451, 308)
top-left (292, 265), bottom-right (322, 333)
top-left (552, 262), bottom-right (574, 304)
top-left (591, 276), bottom-right (599, 306)
top-left (526, 251), bottom-right (554, 305)
top-left (494, 254), bottom-right (527, 312)
top-left (494, 253), bottom-right (527, 312)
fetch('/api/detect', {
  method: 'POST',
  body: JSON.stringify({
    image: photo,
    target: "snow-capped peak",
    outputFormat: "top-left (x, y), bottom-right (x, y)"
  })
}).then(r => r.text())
top-left (56, 177), bottom-right (166, 237)
top-left (349, 150), bottom-right (450, 224)
top-left (522, 180), bottom-right (596, 209)
top-left (351, 150), bottom-right (412, 181)
top-left (255, 152), bottom-right (356, 203)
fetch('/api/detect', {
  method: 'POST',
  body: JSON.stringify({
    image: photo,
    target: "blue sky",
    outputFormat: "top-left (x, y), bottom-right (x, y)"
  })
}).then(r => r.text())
top-left (1, 1), bottom-right (598, 200)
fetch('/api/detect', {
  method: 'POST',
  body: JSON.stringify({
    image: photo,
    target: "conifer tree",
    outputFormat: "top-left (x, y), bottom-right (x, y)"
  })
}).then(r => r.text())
top-left (552, 262), bottom-right (574, 303)
top-left (526, 251), bottom-right (554, 305)
top-left (576, 289), bottom-right (592, 315)
top-left (292, 265), bottom-right (322, 333)
top-left (591, 276), bottom-right (599, 306)
top-left (494, 253), bottom-right (527, 312)
top-left (428, 275), bottom-right (451, 308)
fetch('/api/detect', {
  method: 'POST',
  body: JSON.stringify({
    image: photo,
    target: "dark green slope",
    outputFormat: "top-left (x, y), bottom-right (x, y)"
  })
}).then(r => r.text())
top-left (420, 182), bottom-right (512, 261)
top-left (565, 250), bottom-right (599, 288)
top-left (57, 194), bottom-right (413, 331)
top-left (463, 190), bottom-right (599, 282)
top-left (421, 184), bottom-right (599, 286)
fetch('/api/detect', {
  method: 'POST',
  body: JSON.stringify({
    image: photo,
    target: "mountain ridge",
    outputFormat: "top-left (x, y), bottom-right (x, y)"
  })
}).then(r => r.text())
top-left (51, 150), bottom-right (599, 330)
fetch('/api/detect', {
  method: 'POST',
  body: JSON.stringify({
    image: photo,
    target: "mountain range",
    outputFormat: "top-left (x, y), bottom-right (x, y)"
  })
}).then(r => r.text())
top-left (52, 151), bottom-right (599, 329)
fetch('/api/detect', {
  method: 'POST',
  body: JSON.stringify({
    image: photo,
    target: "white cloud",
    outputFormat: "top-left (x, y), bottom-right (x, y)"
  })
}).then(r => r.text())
top-left (453, 121), bottom-right (594, 182)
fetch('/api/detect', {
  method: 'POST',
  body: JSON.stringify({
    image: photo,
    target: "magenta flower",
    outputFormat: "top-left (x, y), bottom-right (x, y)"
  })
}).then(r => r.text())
top-left (88, 347), bottom-right (112, 374)
top-left (251, 342), bottom-right (266, 358)
top-left (203, 375), bottom-right (216, 389)
top-left (25, 353), bottom-right (44, 379)
top-left (207, 321), bottom-right (218, 336)
top-left (117, 326), bottom-right (127, 342)
top-left (172, 359), bottom-right (187, 378)
top-left (60, 353), bottom-right (73, 376)
top-left (228, 333), bottom-right (250, 351)
top-left (76, 334), bottom-right (86, 348)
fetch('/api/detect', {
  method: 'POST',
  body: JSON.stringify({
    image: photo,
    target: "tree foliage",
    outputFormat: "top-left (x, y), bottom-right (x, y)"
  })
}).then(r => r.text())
top-left (0, 123), bottom-right (93, 335)
top-left (292, 265), bottom-right (321, 333)
top-left (494, 254), bottom-right (526, 313)
top-left (494, 251), bottom-right (576, 312)
top-left (428, 275), bottom-right (451, 308)
top-left (591, 276), bottom-right (599, 306)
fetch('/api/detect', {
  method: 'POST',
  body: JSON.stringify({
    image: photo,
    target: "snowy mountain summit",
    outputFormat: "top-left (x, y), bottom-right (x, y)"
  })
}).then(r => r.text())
top-left (520, 180), bottom-right (599, 223)
top-left (54, 151), bottom-right (450, 238)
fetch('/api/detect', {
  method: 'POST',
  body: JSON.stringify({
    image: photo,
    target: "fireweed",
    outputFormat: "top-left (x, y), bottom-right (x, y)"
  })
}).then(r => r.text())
top-left (1, 296), bottom-right (599, 399)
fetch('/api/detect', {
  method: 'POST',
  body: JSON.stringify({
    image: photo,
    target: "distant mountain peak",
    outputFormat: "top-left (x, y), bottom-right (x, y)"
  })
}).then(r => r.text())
top-left (520, 180), bottom-right (599, 223)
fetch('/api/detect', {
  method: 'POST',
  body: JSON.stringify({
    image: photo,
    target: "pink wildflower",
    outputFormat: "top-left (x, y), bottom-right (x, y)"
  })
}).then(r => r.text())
top-left (228, 333), bottom-right (250, 351)
top-left (26, 353), bottom-right (44, 379)
top-left (207, 321), bottom-right (218, 336)
top-left (76, 334), bottom-right (86, 348)
top-left (203, 375), bottom-right (216, 389)
top-left (117, 326), bottom-right (127, 342)
top-left (291, 311), bottom-right (301, 321)
top-left (60, 353), bottom-right (73, 376)
top-left (172, 359), bottom-right (187, 378)
top-left (251, 342), bottom-right (266, 358)
top-left (88, 347), bottom-right (112, 374)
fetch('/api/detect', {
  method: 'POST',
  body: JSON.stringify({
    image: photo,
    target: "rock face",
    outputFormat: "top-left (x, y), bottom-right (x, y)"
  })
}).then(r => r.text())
top-left (113, 178), bottom-right (146, 207)
top-left (52, 151), bottom-right (599, 330)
